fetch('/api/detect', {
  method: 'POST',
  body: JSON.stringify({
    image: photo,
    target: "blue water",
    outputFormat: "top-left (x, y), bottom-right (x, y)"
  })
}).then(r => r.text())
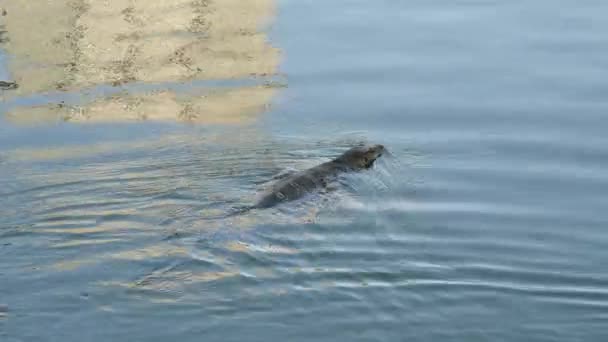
top-left (2, 1), bottom-right (608, 341)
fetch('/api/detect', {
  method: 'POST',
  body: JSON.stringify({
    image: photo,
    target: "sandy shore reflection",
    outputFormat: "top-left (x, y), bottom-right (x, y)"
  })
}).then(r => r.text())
top-left (2, 0), bottom-right (280, 124)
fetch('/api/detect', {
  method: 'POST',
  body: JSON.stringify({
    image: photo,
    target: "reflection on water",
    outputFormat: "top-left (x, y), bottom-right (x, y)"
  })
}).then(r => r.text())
top-left (1, 0), bottom-right (279, 124)
top-left (3, 0), bottom-right (608, 341)
top-left (6, 85), bottom-right (277, 124)
top-left (3, 0), bottom-right (278, 92)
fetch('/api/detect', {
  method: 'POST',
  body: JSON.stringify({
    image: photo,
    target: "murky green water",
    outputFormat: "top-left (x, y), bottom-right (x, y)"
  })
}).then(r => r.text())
top-left (2, 1), bottom-right (608, 341)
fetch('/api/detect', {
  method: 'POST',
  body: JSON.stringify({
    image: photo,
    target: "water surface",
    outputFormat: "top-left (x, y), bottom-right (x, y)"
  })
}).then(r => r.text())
top-left (1, 1), bottom-right (608, 341)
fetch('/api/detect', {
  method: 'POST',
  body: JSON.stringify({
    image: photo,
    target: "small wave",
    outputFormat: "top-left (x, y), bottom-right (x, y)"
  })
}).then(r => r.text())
top-left (339, 197), bottom-right (548, 216)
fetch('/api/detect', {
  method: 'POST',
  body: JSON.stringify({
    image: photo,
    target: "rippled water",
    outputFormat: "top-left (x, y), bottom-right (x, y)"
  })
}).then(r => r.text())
top-left (2, 1), bottom-right (608, 341)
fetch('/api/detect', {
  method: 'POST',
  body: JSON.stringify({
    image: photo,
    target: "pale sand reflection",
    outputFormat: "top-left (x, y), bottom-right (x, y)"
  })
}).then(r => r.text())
top-left (139, 270), bottom-right (239, 286)
top-left (37, 226), bottom-right (136, 235)
top-left (6, 85), bottom-right (277, 124)
top-left (2, 0), bottom-right (278, 94)
top-left (1, 1), bottom-right (77, 95)
top-left (51, 238), bottom-right (124, 248)
top-left (53, 243), bottom-right (191, 271)
top-left (99, 266), bottom-right (276, 293)
top-left (225, 241), bottom-right (298, 255)
top-left (6, 129), bottom-right (270, 162)
top-left (98, 271), bottom-right (239, 292)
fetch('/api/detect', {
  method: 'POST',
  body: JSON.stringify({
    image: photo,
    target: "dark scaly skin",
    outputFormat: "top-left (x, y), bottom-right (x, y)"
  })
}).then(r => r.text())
top-left (253, 162), bottom-right (344, 208)
top-left (252, 144), bottom-right (385, 209)
top-left (0, 81), bottom-right (18, 90)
